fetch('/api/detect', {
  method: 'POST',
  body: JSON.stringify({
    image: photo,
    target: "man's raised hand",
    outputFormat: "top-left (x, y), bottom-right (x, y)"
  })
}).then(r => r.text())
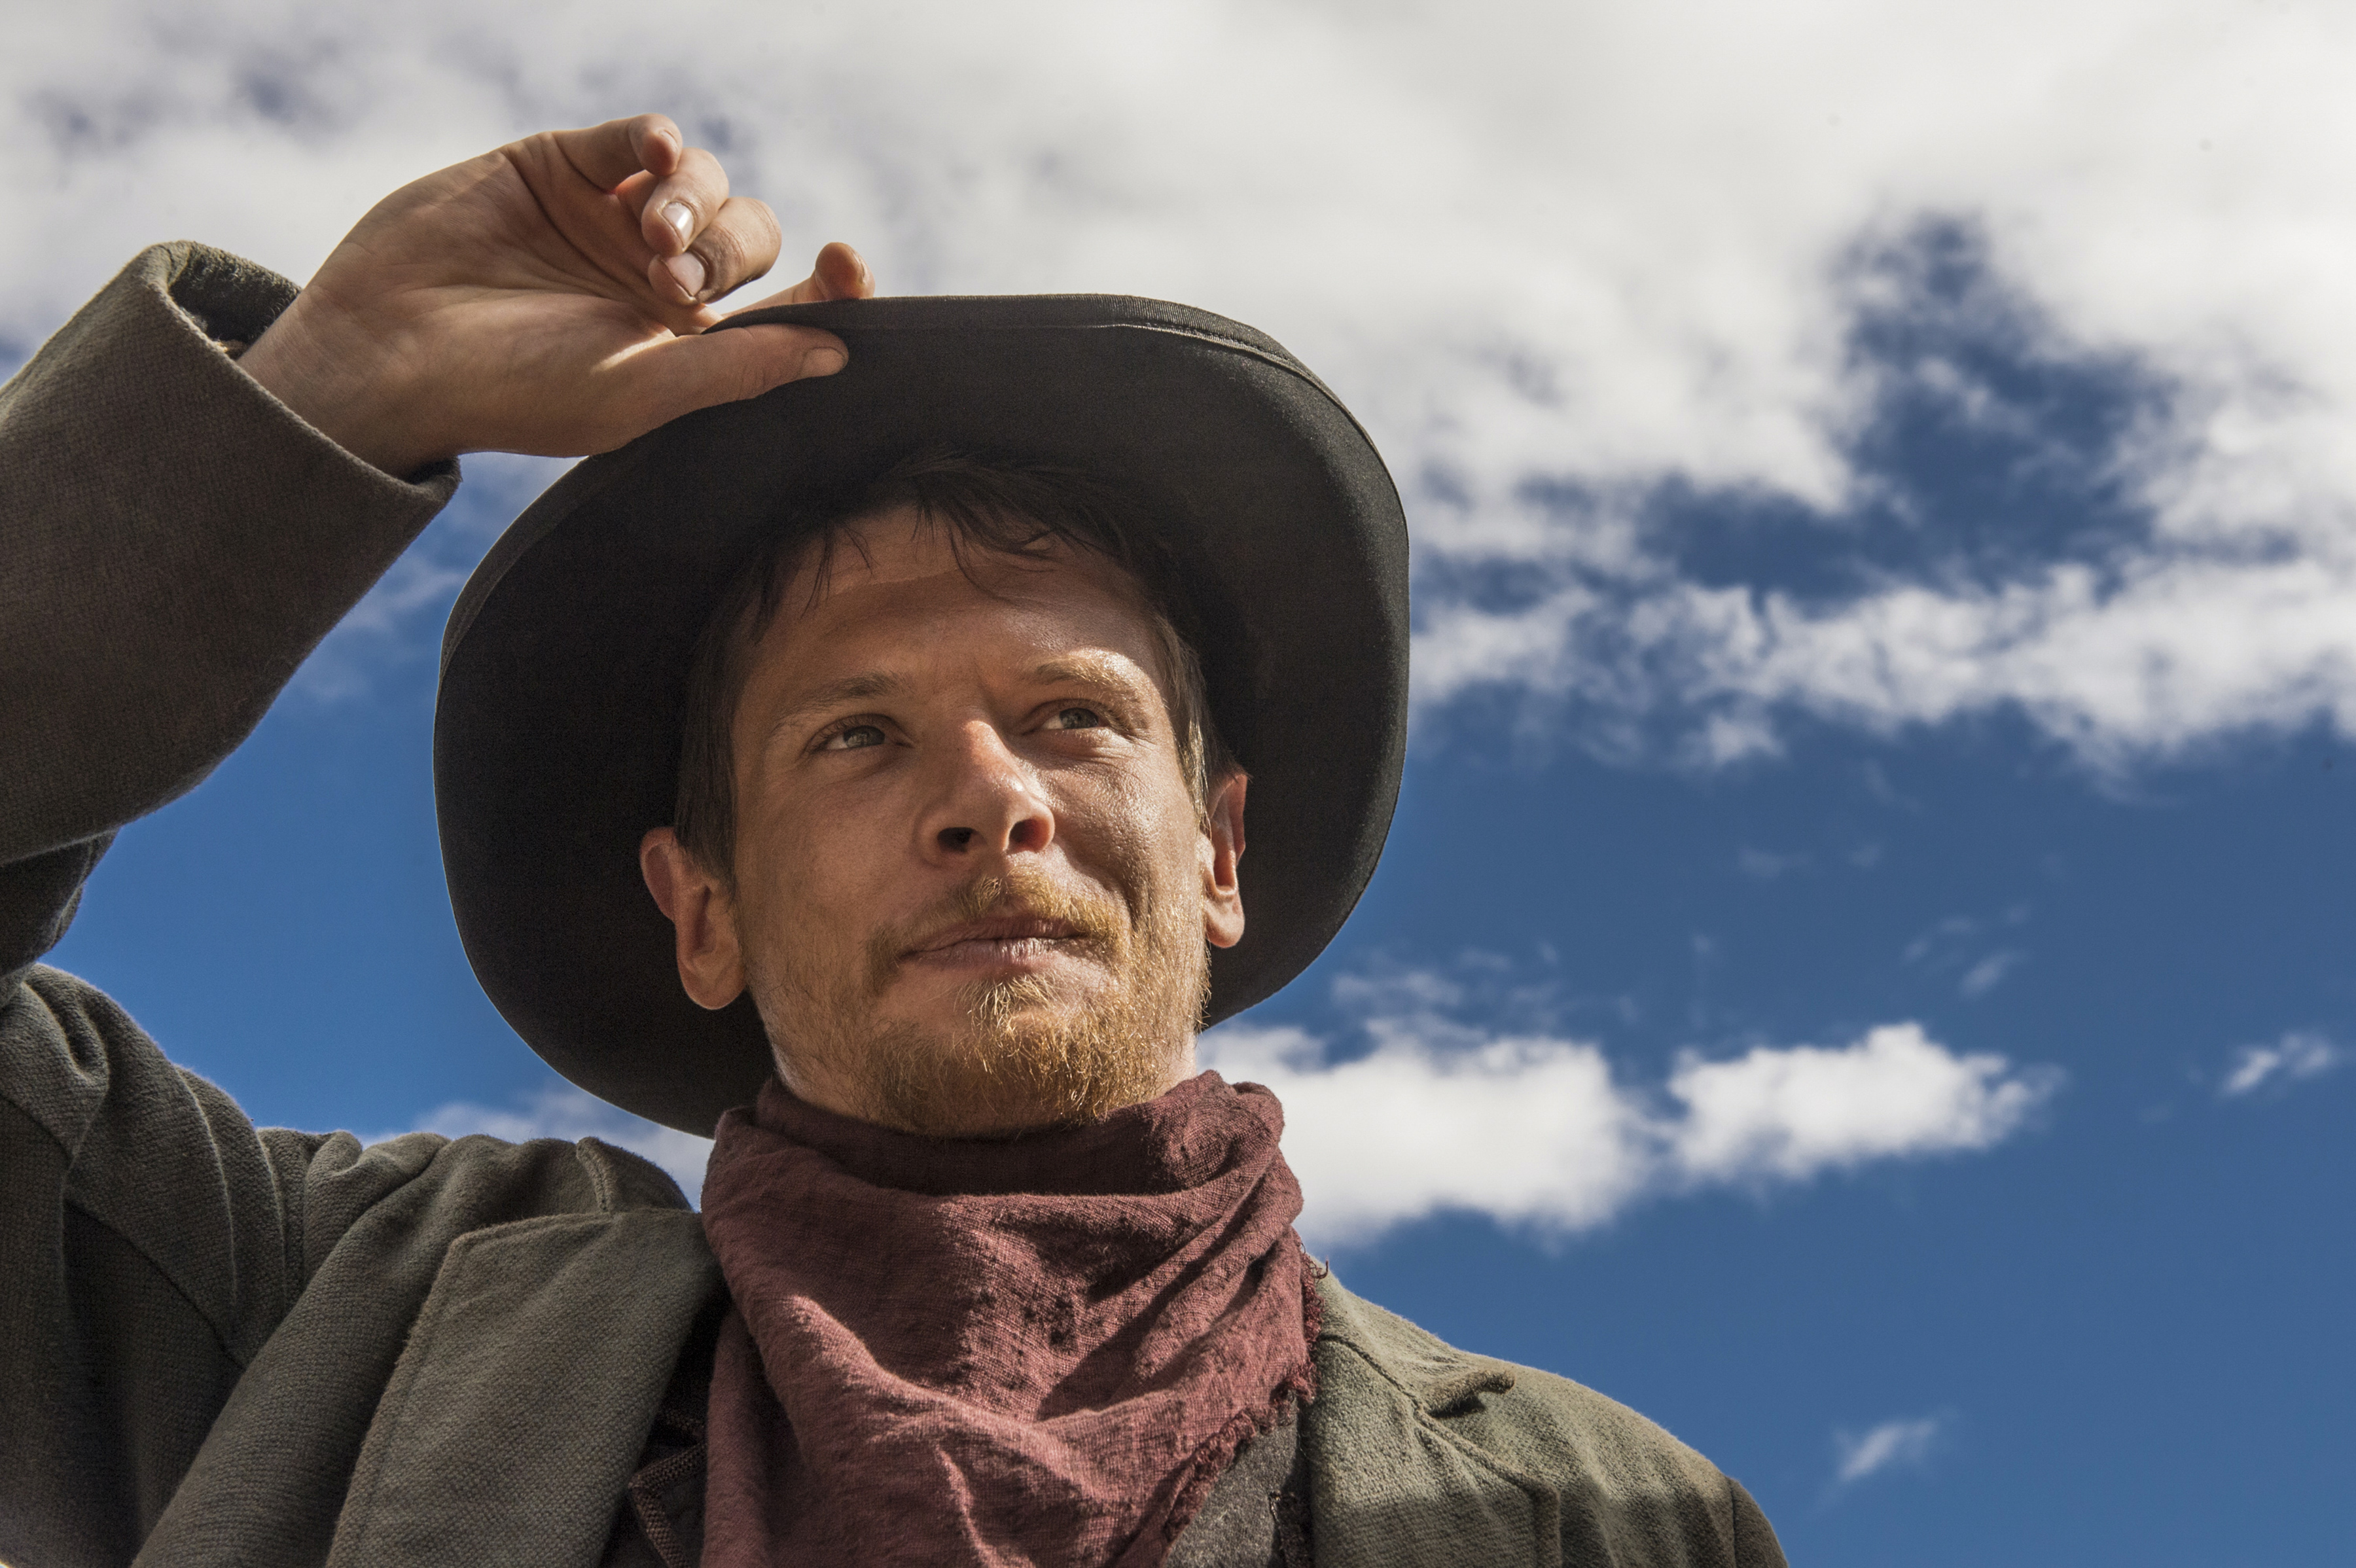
top-left (238, 114), bottom-right (872, 476)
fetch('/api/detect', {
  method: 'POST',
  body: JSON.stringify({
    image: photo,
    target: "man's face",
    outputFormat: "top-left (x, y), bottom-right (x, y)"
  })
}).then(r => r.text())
top-left (643, 507), bottom-right (1246, 1137)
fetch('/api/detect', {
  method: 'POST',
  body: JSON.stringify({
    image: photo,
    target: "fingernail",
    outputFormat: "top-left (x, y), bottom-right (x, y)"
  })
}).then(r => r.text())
top-left (662, 202), bottom-right (693, 243)
top-left (804, 346), bottom-right (848, 376)
top-left (662, 251), bottom-right (706, 300)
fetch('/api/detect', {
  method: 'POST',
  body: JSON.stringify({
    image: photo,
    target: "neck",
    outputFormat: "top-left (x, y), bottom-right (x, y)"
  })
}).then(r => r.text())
top-left (734, 1071), bottom-right (1268, 1196)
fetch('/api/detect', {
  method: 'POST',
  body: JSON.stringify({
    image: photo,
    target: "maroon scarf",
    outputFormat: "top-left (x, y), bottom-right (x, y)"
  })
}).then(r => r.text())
top-left (696, 1072), bottom-right (1317, 1568)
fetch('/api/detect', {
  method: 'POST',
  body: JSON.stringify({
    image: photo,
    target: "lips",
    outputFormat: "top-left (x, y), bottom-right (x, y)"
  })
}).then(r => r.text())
top-left (906, 913), bottom-right (1086, 961)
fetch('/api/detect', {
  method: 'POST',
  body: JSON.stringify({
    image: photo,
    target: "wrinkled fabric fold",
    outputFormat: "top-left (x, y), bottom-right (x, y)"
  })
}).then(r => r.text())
top-left (698, 1071), bottom-right (1315, 1568)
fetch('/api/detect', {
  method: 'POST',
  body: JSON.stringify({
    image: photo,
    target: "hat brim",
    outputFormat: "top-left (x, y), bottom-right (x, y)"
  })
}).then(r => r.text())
top-left (434, 294), bottom-right (1409, 1135)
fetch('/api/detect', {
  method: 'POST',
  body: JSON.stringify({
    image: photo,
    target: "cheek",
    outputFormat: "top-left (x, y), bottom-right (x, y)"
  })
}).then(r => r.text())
top-left (733, 810), bottom-right (861, 952)
top-left (734, 756), bottom-right (913, 918)
top-left (1063, 768), bottom-right (1203, 904)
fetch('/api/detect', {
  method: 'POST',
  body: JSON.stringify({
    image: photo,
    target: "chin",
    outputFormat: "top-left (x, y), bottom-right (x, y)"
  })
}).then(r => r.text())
top-left (961, 972), bottom-right (1088, 1029)
top-left (859, 988), bottom-right (1184, 1137)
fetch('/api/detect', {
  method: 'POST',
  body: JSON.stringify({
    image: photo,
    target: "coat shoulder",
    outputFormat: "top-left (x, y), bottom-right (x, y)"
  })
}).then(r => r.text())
top-left (365, 1128), bottom-right (695, 1219)
top-left (1316, 1277), bottom-right (1713, 1474)
top-left (1313, 1277), bottom-right (1786, 1567)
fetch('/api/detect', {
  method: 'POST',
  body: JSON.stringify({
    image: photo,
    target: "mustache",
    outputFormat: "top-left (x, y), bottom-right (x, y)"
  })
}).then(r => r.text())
top-left (863, 866), bottom-right (1128, 995)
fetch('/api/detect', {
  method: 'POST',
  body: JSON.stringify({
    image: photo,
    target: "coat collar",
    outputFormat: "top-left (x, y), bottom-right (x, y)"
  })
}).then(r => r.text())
top-left (323, 1208), bottom-right (721, 1568)
top-left (1305, 1272), bottom-right (1561, 1568)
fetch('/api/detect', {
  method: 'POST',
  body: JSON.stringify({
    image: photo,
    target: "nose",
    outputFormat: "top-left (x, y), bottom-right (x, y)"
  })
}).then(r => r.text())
top-left (919, 719), bottom-right (1055, 863)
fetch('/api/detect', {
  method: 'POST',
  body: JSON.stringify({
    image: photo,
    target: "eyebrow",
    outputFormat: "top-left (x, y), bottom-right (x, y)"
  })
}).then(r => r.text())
top-left (1029, 654), bottom-right (1154, 695)
top-left (766, 671), bottom-right (909, 745)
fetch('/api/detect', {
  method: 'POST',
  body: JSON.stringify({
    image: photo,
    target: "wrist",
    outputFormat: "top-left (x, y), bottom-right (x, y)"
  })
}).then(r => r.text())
top-left (239, 293), bottom-right (442, 477)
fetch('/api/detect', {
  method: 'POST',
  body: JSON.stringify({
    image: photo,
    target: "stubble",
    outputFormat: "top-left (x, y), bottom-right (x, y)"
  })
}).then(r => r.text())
top-left (755, 863), bottom-right (1207, 1136)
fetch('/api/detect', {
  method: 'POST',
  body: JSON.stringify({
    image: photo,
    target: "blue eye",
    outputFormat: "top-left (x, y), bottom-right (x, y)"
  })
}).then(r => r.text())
top-left (1052, 707), bottom-right (1105, 730)
top-left (828, 723), bottom-right (887, 751)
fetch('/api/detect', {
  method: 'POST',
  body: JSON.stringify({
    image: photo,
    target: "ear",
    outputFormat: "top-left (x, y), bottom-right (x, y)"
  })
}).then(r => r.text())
top-left (639, 828), bottom-right (748, 1010)
top-left (1201, 770), bottom-right (1247, 950)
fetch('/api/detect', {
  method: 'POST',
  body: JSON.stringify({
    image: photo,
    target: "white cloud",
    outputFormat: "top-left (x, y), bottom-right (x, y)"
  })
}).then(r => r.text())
top-left (1666, 1024), bottom-right (2053, 1186)
top-left (1957, 950), bottom-right (2026, 999)
top-left (1833, 1415), bottom-right (1944, 1486)
top-left (387, 1085), bottom-right (715, 1203)
top-left (1206, 1022), bottom-right (1654, 1242)
top-left (1425, 552), bottom-right (2356, 772)
top-left (2219, 1030), bottom-right (2341, 1098)
top-left (1202, 1009), bottom-right (2058, 1247)
top-left (12, 1), bottom-right (2356, 761)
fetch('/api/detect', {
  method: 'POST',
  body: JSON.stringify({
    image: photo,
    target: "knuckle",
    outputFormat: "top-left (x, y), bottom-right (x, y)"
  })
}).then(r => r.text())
top-left (696, 227), bottom-right (755, 289)
top-left (680, 145), bottom-right (728, 191)
top-left (727, 202), bottom-right (783, 274)
top-left (751, 200), bottom-right (783, 247)
top-left (691, 238), bottom-right (737, 286)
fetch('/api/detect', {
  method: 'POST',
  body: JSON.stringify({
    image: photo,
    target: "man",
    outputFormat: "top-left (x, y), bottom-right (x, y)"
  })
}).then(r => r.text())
top-left (0, 115), bottom-right (1785, 1567)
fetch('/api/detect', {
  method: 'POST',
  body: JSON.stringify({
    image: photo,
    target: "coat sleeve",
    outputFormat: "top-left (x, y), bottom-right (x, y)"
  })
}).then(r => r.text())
top-left (0, 964), bottom-right (687, 1568)
top-left (1728, 1477), bottom-right (1789, 1568)
top-left (0, 244), bottom-right (458, 1565)
top-left (0, 240), bottom-right (457, 968)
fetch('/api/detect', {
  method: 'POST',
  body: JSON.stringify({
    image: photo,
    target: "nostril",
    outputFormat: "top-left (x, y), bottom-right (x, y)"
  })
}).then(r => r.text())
top-left (938, 826), bottom-right (976, 853)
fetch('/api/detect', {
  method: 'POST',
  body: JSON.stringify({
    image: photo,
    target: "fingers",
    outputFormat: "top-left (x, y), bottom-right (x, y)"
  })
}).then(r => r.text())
top-left (727, 243), bottom-right (878, 314)
top-left (615, 325), bottom-right (852, 443)
top-left (553, 113), bottom-right (684, 192)
top-left (536, 113), bottom-right (794, 308)
top-left (645, 194), bottom-right (784, 307)
top-left (806, 241), bottom-right (876, 302)
top-left (635, 144), bottom-right (729, 256)
top-left (626, 143), bottom-right (783, 306)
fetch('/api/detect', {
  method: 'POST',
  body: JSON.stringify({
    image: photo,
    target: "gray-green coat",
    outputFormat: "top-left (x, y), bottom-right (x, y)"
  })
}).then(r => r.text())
top-left (0, 244), bottom-right (1787, 1568)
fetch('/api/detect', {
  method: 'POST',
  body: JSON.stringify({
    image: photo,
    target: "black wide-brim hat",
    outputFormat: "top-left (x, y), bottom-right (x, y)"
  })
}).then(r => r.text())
top-left (435, 295), bottom-right (1409, 1135)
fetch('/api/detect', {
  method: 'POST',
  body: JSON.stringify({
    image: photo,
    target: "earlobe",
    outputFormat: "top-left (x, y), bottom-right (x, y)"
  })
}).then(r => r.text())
top-left (639, 828), bottom-right (748, 1010)
top-left (1202, 772), bottom-right (1248, 950)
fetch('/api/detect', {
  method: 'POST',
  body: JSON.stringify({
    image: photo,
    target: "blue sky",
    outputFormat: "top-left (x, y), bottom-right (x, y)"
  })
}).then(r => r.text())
top-left (16, 3), bottom-right (2356, 1562)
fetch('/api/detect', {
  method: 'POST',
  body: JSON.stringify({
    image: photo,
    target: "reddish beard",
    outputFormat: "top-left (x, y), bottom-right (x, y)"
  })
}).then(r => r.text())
top-left (752, 863), bottom-right (1209, 1136)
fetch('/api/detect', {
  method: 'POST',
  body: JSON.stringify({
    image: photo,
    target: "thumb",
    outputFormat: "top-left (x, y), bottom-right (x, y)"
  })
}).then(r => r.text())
top-left (620, 325), bottom-right (848, 433)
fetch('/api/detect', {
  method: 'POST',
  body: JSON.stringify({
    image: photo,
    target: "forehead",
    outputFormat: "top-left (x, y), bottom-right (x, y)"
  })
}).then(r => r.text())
top-left (746, 505), bottom-right (1167, 686)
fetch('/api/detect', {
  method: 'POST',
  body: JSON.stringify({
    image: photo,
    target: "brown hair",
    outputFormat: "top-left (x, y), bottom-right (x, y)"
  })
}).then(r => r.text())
top-left (671, 450), bottom-right (1236, 882)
